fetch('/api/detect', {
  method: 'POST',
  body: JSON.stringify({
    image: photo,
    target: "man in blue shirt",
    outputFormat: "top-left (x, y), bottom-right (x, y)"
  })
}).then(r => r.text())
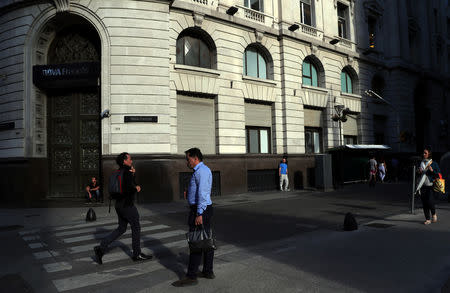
top-left (279, 157), bottom-right (289, 191)
top-left (173, 147), bottom-right (214, 287)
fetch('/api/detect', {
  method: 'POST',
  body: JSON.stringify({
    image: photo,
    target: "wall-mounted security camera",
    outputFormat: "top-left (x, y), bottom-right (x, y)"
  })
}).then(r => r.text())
top-left (100, 109), bottom-right (110, 119)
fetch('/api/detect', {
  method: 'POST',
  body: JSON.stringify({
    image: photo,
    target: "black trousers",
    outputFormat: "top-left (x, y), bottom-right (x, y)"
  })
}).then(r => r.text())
top-left (420, 186), bottom-right (436, 220)
top-left (187, 205), bottom-right (214, 279)
top-left (100, 205), bottom-right (141, 257)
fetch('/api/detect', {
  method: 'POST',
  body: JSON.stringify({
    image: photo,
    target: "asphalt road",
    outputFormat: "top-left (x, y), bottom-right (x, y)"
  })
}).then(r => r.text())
top-left (2, 182), bottom-right (450, 293)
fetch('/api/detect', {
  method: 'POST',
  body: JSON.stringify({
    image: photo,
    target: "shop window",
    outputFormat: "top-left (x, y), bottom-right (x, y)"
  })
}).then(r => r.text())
top-left (246, 127), bottom-right (270, 153)
top-left (337, 3), bottom-right (349, 39)
top-left (244, 0), bottom-right (263, 12)
top-left (302, 59), bottom-right (318, 87)
top-left (300, 0), bottom-right (312, 26)
top-left (341, 70), bottom-right (353, 93)
top-left (243, 47), bottom-right (268, 79)
top-left (305, 127), bottom-right (322, 154)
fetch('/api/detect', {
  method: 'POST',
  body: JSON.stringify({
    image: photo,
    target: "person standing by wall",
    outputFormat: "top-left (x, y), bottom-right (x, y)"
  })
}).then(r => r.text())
top-left (368, 155), bottom-right (377, 187)
top-left (378, 159), bottom-right (387, 183)
top-left (173, 148), bottom-right (214, 287)
top-left (94, 152), bottom-right (152, 264)
top-left (418, 147), bottom-right (441, 225)
top-left (279, 157), bottom-right (289, 191)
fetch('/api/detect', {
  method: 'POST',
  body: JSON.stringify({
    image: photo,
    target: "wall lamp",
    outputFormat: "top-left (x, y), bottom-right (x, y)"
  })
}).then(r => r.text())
top-left (226, 6), bottom-right (238, 15)
top-left (365, 89), bottom-right (392, 106)
top-left (329, 38), bottom-right (340, 45)
top-left (288, 24), bottom-right (299, 32)
top-left (332, 105), bottom-right (350, 122)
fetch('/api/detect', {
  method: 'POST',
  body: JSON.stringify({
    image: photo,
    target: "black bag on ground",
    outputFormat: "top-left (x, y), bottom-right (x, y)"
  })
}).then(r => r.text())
top-left (343, 212), bottom-right (358, 231)
top-left (86, 208), bottom-right (96, 222)
top-left (186, 225), bottom-right (217, 252)
top-left (108, 169), bottom-right (125, 200)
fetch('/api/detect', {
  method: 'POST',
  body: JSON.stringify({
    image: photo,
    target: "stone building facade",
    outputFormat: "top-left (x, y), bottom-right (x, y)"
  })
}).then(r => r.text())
top-left (0, 0), bottom-right (448, 203)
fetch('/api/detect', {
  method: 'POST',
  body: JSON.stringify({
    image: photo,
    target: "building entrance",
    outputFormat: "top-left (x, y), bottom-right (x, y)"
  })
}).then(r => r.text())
top-left (47, 89), bottom-right (100, 197)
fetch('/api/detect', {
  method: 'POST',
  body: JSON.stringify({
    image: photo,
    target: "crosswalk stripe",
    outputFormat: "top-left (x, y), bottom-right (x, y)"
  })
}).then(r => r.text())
top-left (19, 229), bottom-right (40, 236)
top-left (29, 242), bottom-right (45, 249)
top-left (54, 220), bottom-right (152, 237)
top-left (23, 235), bottom-right (40, 241)
top-left (68, 229), bottom-right (186, 254)
top-left (53, 218), bottom-right (121, 232)
top-left (43, 262), bottom-right (72, 273)
top-left (52, 259), bottom-right (163, 292)
top-left (62, 224), bottom-right (170, 244)
top-left (34, 250), bottom-right (60, 259)
top-left (51, 243), bottom-right (241, 292)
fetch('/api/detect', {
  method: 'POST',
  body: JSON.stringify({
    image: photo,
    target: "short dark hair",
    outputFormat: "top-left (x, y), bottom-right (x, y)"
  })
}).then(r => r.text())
top-left (116, 152), bottom-right (129, 167)
top-left (185, 148), bottom-right (203, 161)
top-left (424, 146), bottom-right (433, 158)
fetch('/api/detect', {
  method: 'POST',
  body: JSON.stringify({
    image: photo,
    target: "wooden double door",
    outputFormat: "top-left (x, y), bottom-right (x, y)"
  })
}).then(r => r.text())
top-left (48, 89), bottom-right (100, 198)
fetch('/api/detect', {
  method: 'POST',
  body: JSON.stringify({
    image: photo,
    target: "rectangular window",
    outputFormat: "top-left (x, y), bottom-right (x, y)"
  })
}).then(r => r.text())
top-left (338, 3), bottom-right (348, 39)
top-left (344, 135), bottom-right (357, 145)
top-left (246, 127), bottom-right (271, 153)
top-left (300, 0), bottom-right (312, 26)
top-left (305, 127), bottom-right (322, 154)
top-left (244, 0), bottom-right (263, 12)
top-left (302, 62), bottom-right (311, 86)
top-left (245, 50), bottom-right (258, 77)
top-left (184, 37), bottom-right (200, 67)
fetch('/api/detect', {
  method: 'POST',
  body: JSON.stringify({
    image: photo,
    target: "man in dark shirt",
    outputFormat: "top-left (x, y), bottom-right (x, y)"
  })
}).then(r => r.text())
top-left (94, 152), bottom-right (152, 264)
top-left (85, 176), bottom-right (100, 202)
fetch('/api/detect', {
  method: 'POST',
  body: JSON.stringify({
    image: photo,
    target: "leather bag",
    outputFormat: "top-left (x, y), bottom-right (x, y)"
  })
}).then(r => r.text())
top-left (186, 225), bottom-right (216, 251)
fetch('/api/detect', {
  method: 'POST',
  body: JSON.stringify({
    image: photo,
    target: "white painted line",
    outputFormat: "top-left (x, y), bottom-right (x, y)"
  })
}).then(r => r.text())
top-left (52, 243), bottom-right (244, 292)
top-left (63, 224), bottom-right (170, 244)
top-left (54, 220), bottom-right (152, 237)
top-left (19, 229), bottom-right (40, 236)
top-left (52, 259), bottom-right (163, 292)
top-left (75, 239), bottom-right (188, 264)
top-left (68, 230), bottom-right (186, 254)
top-left (274, 246), bottom-right (297, 254)
top-left (29, 242), bottom-right (45, 249)
top-left (43, 262), bottom-right (72, 273)
top-left (23, 235), bottom-right (40, 241)
top-left (33, 250), bottom-right (60, 259)
top-left (53, 219), bottom-right (120, 232)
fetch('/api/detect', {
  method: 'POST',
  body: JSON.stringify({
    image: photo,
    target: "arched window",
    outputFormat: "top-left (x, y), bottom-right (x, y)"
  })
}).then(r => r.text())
top-left (243, 46), bottom-right (268, 79)
top-left (176, 34), bottom-right (214, 69)
top-left (302, 59), bottom-right (318, 87)
top-left (341, 69), bottom-right (353, 93)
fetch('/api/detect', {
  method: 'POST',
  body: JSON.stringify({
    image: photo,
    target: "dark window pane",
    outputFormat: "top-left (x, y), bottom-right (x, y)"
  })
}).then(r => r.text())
top-left (305, 131), bottom-right (313, 153)
top-left (249, 129), bottom-right (259, 153)
top-left (250, 0), bottom-right (260, 11)
top-left (301, 3), bottom-right (312, 26)
top-left (199, 40), bottom-right (211, 68)
top-left (346, 73), bottom-right (352, 93)
top-left (184, 37), bottom-right (199, 67)
top-left (244, 0), bottom-right (249, 7)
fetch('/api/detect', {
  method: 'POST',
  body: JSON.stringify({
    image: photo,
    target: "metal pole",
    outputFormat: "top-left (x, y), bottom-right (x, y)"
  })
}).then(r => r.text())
top-left (411, 165), bottom-right (416, 214)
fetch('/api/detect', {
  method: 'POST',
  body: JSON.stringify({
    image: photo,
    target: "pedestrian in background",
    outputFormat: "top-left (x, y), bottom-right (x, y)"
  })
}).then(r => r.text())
top-left (94, 152), bottom-right (152, 264)
top-left (391, 157), bottom-right (399, 182)
top-left (279, 156), bottom-right (289, 191)
top-left (418, 147), bottom-right (441, 225)
top-left (173, 148), bottom-right (215, 287)
top-left (85, 176), bottom-right (100, 203)
top-left (368, 155), bottom-right (377, 187)
top-left (378, 159), bottom-right (387, 183)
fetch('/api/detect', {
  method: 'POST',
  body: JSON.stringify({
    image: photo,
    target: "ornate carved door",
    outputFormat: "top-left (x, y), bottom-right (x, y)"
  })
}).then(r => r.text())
top-left (48, 89), bottom-right (100, 197)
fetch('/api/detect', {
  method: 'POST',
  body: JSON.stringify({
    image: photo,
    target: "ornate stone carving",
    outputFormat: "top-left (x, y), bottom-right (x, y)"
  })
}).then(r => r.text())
top-left (255, 30), bottom-right (264, 43)
top-left (49, 32), bottom-right (100, 64)
top-left (53, 0), bottom-right (71, 13)
top-left (193, 13), bottom-right (205, 27)
top-left (310, 44), bottom-right (318, 55)
top-left (347, 56), bottom-right (354, 65)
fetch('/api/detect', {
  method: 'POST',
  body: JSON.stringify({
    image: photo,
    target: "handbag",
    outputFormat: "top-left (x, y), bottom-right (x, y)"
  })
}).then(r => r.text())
top-left (433, 173), bottom-right (445, 194)
top-left (186, 225), bottom-right (217, 251)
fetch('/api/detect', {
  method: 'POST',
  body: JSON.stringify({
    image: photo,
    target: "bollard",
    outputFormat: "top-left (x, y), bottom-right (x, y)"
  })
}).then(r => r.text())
top-left (86, 208), bottom-right (97, 222)
top-left (343, 212), bottom-right (358, 231)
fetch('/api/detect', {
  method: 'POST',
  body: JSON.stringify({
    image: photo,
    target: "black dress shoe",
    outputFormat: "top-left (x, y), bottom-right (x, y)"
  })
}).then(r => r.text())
top-left (198, 271), bottom-right (215, 279)
top-left (94, 246), bottom-right (104, 265)
top-left (132, 252), bottom-right (153, 262)
top-left (172, 277), bottom-right (198, 287)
